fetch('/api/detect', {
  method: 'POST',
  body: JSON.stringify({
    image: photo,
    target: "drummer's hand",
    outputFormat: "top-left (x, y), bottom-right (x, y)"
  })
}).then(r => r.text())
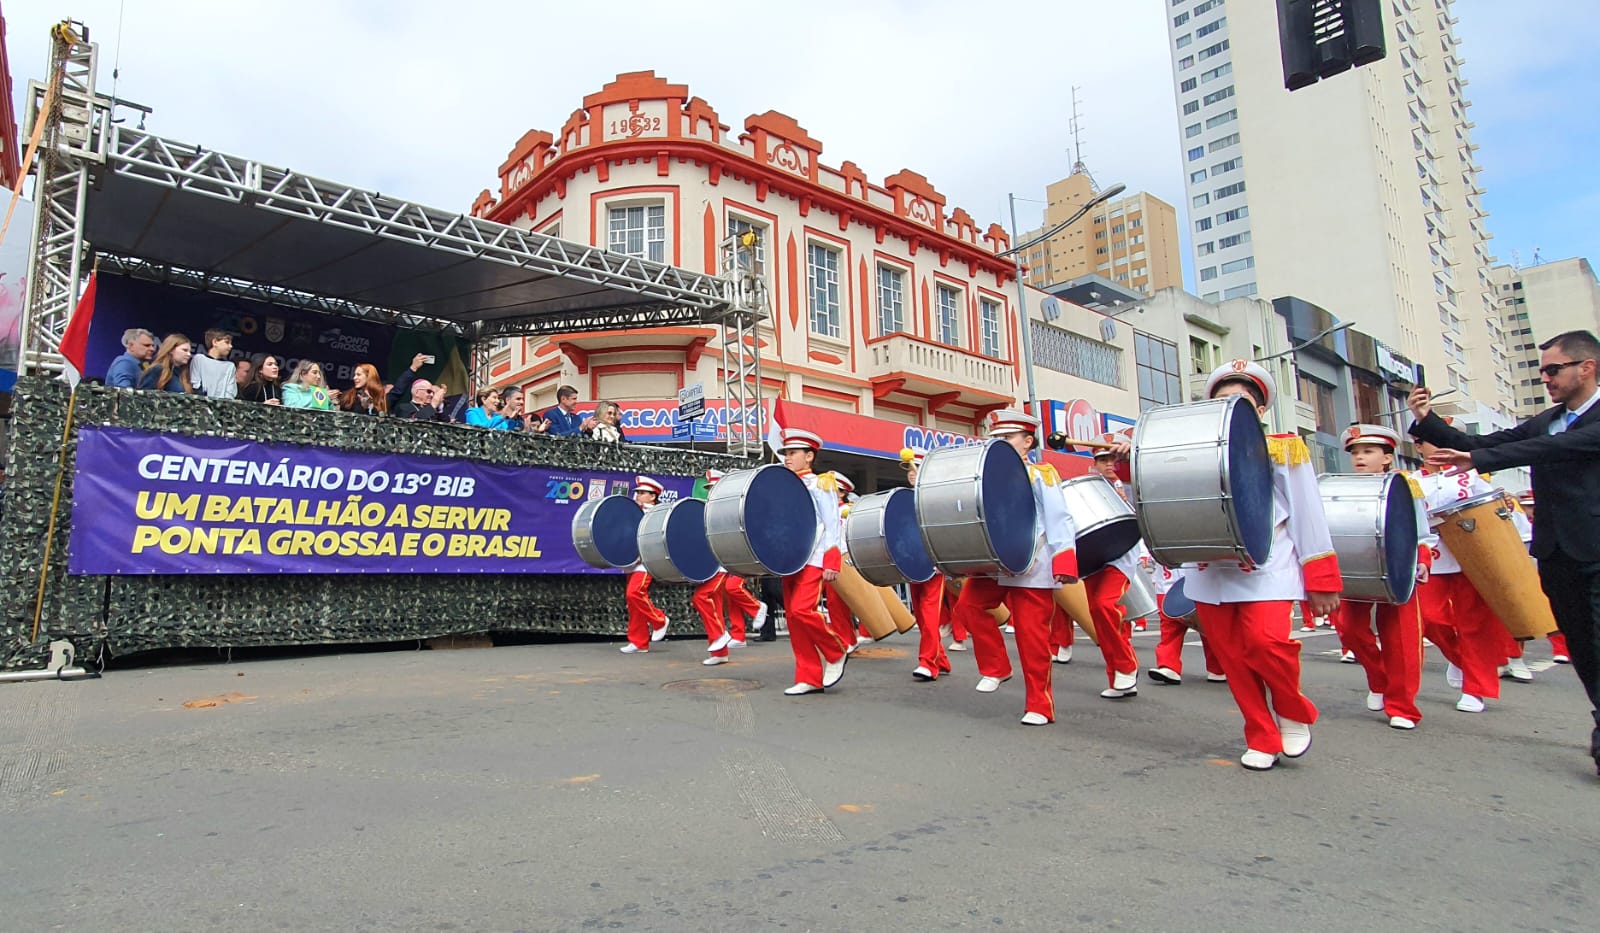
top-left (1407, 386), bottom-right (1432, 421)
top-left (1055, 574), bottom-right (1078, 585)
top-left (1426, 448), bottom-right (1474, 474)
top-left (1416, 566), bottom-right (1430, 585)
top-left (821, 569), bottom-right (838, 583)
top-left (1109, 438), bottom-right (1132, 461)
top-left (1307, 591), bottom-right (1340, 617)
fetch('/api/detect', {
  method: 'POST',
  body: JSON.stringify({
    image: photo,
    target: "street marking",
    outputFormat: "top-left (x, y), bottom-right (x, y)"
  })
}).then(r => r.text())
top-left (721, 746), bottom-right (845, 843)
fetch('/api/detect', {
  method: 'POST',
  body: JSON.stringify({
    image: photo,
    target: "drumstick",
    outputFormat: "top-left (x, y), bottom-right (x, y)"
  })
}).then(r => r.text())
top-left (1057, 437), bottom-right (1118, 451)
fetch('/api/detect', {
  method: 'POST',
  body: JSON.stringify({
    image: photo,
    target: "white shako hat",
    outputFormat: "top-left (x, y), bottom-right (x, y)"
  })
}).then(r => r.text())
top-left (1341, 423), bottom-right (1401, 451)
top-left (633, 476), bottom-right (665, 496)
top-left (1204, 359), bottom-right (1277, 408)
top-left (984, 409), bottom-right (1040, 438)
top-left (776, 428), bottom-right (823, 453)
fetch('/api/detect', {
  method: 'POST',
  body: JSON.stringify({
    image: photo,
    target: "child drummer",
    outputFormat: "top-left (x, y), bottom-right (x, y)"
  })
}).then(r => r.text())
top-left (1333, 424), bottom-right (1434, 730)
top-left (620, 476), bottom-right (670, 654)
top-left (902, 447), bottom-right (953, 682)
top-left (946, 410), bottom-right (1079, 725)
top-left (775, 429), bottom-right (850, 695)
top-left (1181, 361), bottom-right (1343, 771)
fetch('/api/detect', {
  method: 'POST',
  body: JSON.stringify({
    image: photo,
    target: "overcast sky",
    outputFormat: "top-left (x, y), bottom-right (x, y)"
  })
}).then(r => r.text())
top-left (7, 1), bottom-right (1595, 286)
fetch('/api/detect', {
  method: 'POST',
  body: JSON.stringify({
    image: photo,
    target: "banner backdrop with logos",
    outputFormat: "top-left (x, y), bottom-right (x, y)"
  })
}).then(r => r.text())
top-left (68, 427), bottom-right (692, 575)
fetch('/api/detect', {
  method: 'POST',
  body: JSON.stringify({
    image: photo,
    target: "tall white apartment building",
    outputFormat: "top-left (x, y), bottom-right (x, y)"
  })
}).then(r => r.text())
top-left (1164, 0), bottom-right (1510, 418)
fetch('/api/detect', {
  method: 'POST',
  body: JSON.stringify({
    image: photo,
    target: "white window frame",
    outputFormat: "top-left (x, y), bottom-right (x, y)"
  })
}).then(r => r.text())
top-left (607, 203), bottom-right (666, 262)
top-left (979, 297), bottom-right (1003, 358)
top-left (936, 284), bottom-right (962, 347)
top-left (876, 264), bottom-right (907, 336)
top-left (807, 242), bottom-right (842, 339)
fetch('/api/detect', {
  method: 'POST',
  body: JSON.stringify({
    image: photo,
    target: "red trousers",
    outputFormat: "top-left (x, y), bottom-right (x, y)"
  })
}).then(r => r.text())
top-left (1193, 600), bottom-right (1318, 755)
top-left (783, 566), bottom-right (846, 687)
top-left (1050, 605), bottom-right (1076, 652)
top-left (692, 573), bottom-right (733, 658)
top-left (1334, 596), bottom-right (1425, 722)
top-left (952, 578), bottom-right (1057, 720)
top-left (945, 582), bottom-right (968, 642)
top-left (823, 582), bottom-right (859, 648)
top-left (911, 576), bottom-right (952, 677)
top-left (1088, 567), bottom-right (1136, 687)
top-left (1418, 574), bottom-right (1502, 700)
top-left (1154, 595), bottom-right (1223, 676)
top-left (722, 574), bottom-right (762, 641)
top-left (625, 571), bottom-right (666, 649)
top-left (1551, 632), bottom-right (1570, 657)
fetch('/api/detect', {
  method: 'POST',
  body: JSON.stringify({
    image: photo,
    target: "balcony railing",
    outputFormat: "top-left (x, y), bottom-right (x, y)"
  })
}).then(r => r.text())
top-left (866, 333), bottom-right (1013, 399)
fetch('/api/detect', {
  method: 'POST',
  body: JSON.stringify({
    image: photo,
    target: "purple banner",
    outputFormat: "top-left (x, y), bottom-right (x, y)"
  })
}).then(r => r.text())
top-left (68, 427), bottom-right (692, 575)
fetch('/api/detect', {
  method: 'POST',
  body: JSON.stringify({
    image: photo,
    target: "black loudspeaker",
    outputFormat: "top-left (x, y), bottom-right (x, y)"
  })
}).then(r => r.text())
top-left (1276, 0), bottom-right (1388, 91)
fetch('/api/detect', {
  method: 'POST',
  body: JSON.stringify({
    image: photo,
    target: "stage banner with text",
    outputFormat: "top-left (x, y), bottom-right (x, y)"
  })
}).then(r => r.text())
top-left (68, 427), bottom-right (691, 575)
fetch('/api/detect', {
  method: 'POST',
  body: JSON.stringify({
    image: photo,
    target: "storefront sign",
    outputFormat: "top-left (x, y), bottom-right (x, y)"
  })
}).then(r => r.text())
top-left (68, 427), bottom-right (691, 575)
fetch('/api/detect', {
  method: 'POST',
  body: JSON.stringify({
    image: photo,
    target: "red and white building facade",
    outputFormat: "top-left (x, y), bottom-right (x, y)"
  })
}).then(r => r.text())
top-left (473, 72), bottom-right (1141, 480)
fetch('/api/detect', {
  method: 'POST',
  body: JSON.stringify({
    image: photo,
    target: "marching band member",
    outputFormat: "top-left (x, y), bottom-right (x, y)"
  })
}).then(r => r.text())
top-left (902, 447), bottom-right (953, 682)
top-left (775, 430), bottom-right (849, 695)
top-left (948, 410), bottom-right (1079, 725)
top-left (1332, 424), bottom-right (1433, 730)
top-left (1184, 361), bottom-right (1342, 771)
top-left (620, 476), bottom-right (670, 654)
top-left (1084, 543), bottom-right (1144, 699)
top-left (1412, 435), bottom-right (1525, 713)
top-left (1091, 436), bottom-right (1146, 633)
top-left (692, 470), bottom-right (768, 664)
top-left (1049, 603), bottom-right (1076, 665)
top-left (822, 472), bottom-right (861, 652)
top-left (1147, 563), bottom-right (1227, 685)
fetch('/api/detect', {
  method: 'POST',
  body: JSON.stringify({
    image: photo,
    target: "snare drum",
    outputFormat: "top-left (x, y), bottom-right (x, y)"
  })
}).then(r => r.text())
top-left (1434, 489), bottom-right (1558, 640)
top-left (1131, 395), bottom-right (1274, 567)
top-left (1161, 576), bottom-right (1199, 626)
top-left (915, 440), bottom-right (1037, 577)
top-left (845, 488), bottom-right (938, 587)
top-left (1118, 565), bottom-right (1160, 621)
top-left (637, 498), bottom-right (721, 584)
top-left (571, 495), bottom-right (644, 569)
top-left (705, 464), bottom-right (818, 577)
top-left (1318, 473), bottom-right (1419, 604)
top-left (1059, 474), bottom-right (1142, 576)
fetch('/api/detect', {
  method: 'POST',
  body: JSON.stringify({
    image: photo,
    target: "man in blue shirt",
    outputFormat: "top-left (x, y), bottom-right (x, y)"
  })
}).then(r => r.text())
top-left (104, 328), bottom-right (157, 388)
top-left (535, 385), bottom-right (592, 437)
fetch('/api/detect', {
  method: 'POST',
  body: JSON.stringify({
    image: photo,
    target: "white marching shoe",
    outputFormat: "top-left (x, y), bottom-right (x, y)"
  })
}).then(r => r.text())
top-left (1053, 646), bottom-right (1073, 665)
top-left (912, 666), bottom-right (935, 682)
top-left (750, 604), bottom-right (769, 632)
top-left (1205, 672), bottom-right (1229, 683)
top-left (1340, 650), bottom-right (1357, 664)
top-left (729, 639), bottom-right (747, 648)
top-left (651, 617), bottom-right (670, 642)
top-left (948, 639), bottom-right (969, 652)
top-left (1365, 692), bottom-right (1384, 712)
top-left (1101, 671), bottom-right (1139, 699)
top-left (1503, 658), bottom-right (1533, 682)
top-left (619, 644), bottom-right (647, 654)
top-left (784, 682), bottom-right (823, 696)
top-left (702, 655), bottom-right (728, 667)
top-left (1240, 749), bottom-right (1278, 771)
top-left (1002, 624), bottom-right (1016, 634)
top-left (821, 654), bottom-right (848, 688)
top-left (1388, 716), bottom-right (1417, 730)
top-left (707, 632), bottom-right (732, 653)
top-left (1446, 663), bottom-right (1464, 689)
top-left (859, 635), bottom-right (874, 645)
top-left (1019, 711), bottom-right (1050, 726)
top-left (1148, 667), bottom-right (1181, 685)
top-left (975, 675), bottom-right (1010, 693)
top-left (1456, 693), bottom-right (1485, 713)
top-left (1279, 720), bottom-right (1312, 758)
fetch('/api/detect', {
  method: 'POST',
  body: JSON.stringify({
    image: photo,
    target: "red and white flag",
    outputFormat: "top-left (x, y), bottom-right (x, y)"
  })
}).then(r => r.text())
top-left (58, 270), bottom-right (97, 386)
top-left (765, 400), bottom-right (785, 458)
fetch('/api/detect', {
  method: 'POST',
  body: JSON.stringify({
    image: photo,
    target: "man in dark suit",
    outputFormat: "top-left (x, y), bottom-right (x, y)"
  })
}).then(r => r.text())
top-left (1407, 329), bottom-right (1600, 776)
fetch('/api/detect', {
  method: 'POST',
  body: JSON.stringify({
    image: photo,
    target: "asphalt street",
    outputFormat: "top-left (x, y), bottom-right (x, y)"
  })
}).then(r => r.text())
top-left (1, 626), bottom-right (1594, 932)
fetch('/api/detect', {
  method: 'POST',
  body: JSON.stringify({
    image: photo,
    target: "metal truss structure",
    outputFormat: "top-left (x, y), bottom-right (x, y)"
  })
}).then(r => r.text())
top-left (18, 23), bottom-right (766, 444)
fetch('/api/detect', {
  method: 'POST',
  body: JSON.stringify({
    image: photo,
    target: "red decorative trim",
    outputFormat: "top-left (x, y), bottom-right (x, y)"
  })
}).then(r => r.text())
top-left (786, 233), bottom-right (801, 330)
top-left (871, 377), bottom-right (907, 399)
top-left (808, 350), bottom-right (843, 365)
top-left (685, 337), bottom-right (710, 367)
top-left (558, 342), bottom-right (590, 374)
top-left (927, 391), bottom-right (961, 414)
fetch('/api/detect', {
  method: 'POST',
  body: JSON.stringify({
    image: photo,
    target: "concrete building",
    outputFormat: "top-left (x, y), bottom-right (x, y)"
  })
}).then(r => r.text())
top-left (469, 72), bottom-right (1142, 486)
top-left (1163, 0), bottom-right (1509, 419)
top-left (1491, 258), bottom-right (1600, 419)
top-left (1019, 170), bottom-right (1182, 297)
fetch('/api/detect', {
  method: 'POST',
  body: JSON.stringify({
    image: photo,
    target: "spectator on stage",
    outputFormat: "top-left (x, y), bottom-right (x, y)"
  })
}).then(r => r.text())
top-left (584, 399), bottom-right (627, 443)
top-left (189, 329), bottom-right (239, 399)
top-left (384, 353), bottom-right (434, 412)
top-left (105, 328), bottom-right (157, 388)
top-left (136, 334), bottom-right (197, 394)
top-left (501, 385), bottom-right (529, 432)
top-left (281, 360), bottom-right (335, 410)
top-left (535, 385), bottom-right (587, 436)
top-left (234, 358), bottom-right (253, 394)
top-left (339, 363), bottom-right (389, 415)
top-left (393, 378), bottom-right (446, 420)
top-left (465, 387), bottom-right (509, 429)
top-left (238, 353), bottom-right (284, 405)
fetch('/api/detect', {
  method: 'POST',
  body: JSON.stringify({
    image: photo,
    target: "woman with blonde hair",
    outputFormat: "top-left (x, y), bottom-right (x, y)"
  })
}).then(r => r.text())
top-left (282, 359), bottom-right (334, 411)
top-left (135, 333), bottom-right (197, 394)
top-left (339, 363), bottom-right (389, 415)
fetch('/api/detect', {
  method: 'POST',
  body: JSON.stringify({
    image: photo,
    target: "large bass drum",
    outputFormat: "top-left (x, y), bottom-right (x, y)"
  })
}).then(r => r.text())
top-left (637, 497), bottom-right (721, 584)
top-left (915, 440), bottom-right (1037, 577)
top-left (1059, 474), bottom-right (1142, 576)
top-left (845, 488), bottom-right (938, 587)
top-left (571, 495), bottom-right (644, 569)
top-left (1318, 472), bottom-right (1419, 604)
top-left (1131, 395), bottom-right (1274, 567)
top-left (704, 464), bottom-right (817, 577)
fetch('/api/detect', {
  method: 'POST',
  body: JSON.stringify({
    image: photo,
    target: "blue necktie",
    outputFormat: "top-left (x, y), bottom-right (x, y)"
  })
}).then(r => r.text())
top-left (1567, 411), bottom-right (1579, 429)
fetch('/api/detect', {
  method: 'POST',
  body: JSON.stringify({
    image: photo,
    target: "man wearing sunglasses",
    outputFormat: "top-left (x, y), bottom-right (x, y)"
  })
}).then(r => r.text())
top-left (1407, 329), bottom-right (1600, 777)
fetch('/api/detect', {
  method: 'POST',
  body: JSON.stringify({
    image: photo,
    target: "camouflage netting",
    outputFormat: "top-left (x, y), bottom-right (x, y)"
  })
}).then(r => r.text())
top-left (0, 378), bottom-right (754, 669)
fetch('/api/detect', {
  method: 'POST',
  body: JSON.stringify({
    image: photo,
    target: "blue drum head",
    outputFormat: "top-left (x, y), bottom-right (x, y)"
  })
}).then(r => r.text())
top-left (1163, 577), bottom-right (1196, 620)
top-left (591, 496), bottom-right (643, 567)
top-left (1223, 398), bottom-right (1275, 565)
top-left (883, 488), bottom-right (937, 583)
top-left (979, 441), bottom-right (1039, 575)
top-left (1381, 475), bottom-right (1420, 604)
top-left (743, 466), bottom-right (817, 577)
top-left (1076, 520), bottom-right (1143, 577)
top-left (664, 499), bottom-right (720, 583)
